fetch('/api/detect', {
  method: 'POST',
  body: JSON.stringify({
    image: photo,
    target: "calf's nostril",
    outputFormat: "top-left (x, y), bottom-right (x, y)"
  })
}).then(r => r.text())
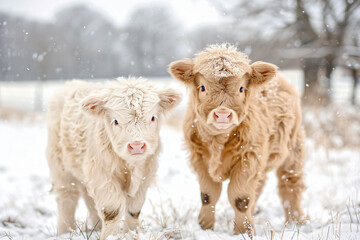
top-left (128, 142), bottom-right (146, 154)
top-left (128, 143), bottom-right (137, 150)
top-left (213, 111), bottom-right (232, 123)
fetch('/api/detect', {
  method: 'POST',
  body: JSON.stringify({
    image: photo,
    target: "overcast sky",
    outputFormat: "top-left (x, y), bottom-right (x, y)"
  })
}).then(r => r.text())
top-left (0, 0), bottom-right (223, 29)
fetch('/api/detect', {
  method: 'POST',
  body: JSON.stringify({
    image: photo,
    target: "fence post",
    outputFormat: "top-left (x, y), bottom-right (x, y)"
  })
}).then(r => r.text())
top-left (34, 80), bottom-right (44, 111)
top-left (351, 69), bottom-right (358, 105)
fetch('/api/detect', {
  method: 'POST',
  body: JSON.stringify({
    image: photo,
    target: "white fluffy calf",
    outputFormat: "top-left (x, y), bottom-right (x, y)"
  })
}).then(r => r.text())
top-left (46, 78), bottom-right (182, 239)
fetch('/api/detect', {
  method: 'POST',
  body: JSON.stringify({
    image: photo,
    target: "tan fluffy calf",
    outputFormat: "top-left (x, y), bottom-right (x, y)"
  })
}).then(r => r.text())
top-left (169, 44), bottom-right (306, 237)
top-left (46, 78), bottom-right (181, 239)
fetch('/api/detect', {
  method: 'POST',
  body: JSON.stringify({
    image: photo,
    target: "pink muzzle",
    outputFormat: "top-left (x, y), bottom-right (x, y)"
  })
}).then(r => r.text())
top-left (128, 142), bottom-right (146, 155)
top-left (214, 111), bottom-right (232, 123)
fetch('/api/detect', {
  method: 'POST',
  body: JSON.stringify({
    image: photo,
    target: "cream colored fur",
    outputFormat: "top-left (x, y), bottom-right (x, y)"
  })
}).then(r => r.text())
top-left (46, 78), bottom-right (181, 240)
top-left (169, 44), bottom-right (306, 238)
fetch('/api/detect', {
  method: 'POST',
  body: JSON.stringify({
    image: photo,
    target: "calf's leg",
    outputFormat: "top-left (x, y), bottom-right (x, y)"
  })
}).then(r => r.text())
top-left (124, 186), bottom-right (147, 231)
top-left (47, 128), bottom-right (80, 235)
top-left (81, 186), bottom-right (101, 230)
top-left (276, 139), bottom-right (305, 223)
top-left (191, 153), bottom-right (222, 230)
top-left (53, 173), bottom-right (80, 235)
top-left (227, 163), bottom-right (258, 238)
top-left (251, 173), bottom-right (267, 215)
top-left (89, 183), bottom-right (126, 240)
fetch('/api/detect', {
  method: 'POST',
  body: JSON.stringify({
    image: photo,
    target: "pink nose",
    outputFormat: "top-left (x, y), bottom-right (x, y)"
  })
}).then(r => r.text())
top-left (214, 111), bottom-right (232, 123)
top-left (128, 142), bottom-right (146, 155)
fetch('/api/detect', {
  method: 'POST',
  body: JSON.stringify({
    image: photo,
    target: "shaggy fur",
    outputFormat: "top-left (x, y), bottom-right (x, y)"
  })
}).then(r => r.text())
top-left (46, 78), bottom-right (181, 240)
top-left (169, 44), bottom-right (306, 237)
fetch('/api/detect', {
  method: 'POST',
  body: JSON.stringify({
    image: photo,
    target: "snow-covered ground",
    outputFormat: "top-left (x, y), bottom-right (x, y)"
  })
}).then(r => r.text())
top-left (0, 116), bottom-right (359, 240)
top-left (0, 77), bottom-right (359, 240)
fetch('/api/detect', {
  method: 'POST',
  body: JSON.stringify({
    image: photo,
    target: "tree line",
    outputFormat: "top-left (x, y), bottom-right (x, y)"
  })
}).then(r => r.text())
top-left (0, 0), bottom-right (359, 103)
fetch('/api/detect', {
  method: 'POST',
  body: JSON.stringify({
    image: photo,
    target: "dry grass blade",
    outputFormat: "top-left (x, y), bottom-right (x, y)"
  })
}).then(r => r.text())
top-left (352, 201), bottom-right (360, 224)
top-left (75, 222), bottom-right (86, 239)
top-left (234, 221), bottom-right (247, 240)
top-left (270, 229), bottom-right (274, 240)
top-left (155, 229), bottom-right (170, 240)
top-left (326, 226), bottom-right (330, 240)
top-left (281, 221), bottom-right (288, 240)
top-left (263, 229), bottom-right (269, 240)
top-left (346, 203), bottom-right (354, 223)
top-left (290, 230), bottom-right (296, 240)
top-left (165, 230), bottom-right (174, 240)
top-left (3, 232), bottom-right (14, 240)
top-left (88, 220), bottom-right (100, 239)
top-left (339, 222), bottom-right (341, 240)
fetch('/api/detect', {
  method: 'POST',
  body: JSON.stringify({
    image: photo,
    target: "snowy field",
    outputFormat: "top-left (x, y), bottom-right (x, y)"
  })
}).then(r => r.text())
top-left (0, 77), bottom-right (359, 240)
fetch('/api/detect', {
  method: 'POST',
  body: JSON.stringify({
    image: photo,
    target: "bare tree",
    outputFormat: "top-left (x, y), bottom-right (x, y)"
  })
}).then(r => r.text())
top-left (55, 5), bottom-right (121, 79)
top-left (0, 3), bottom-right (187, 81)
top-left (317, 0), bottom-right (360, 103)
top-left (211, 0), bottom-right (360, 103)
top-left (348, 34), bottom-right (360, 105)
top-left (123, 3), bottom-right (184, 77)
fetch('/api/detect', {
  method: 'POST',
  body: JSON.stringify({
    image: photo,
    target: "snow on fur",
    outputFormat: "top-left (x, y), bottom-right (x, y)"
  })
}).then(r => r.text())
top-left (194, 44), bottom-right (251, 80)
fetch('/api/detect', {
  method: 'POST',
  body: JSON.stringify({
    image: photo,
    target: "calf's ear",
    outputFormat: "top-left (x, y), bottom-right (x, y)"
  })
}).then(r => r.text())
top-left (168, 59), bottom-right (195, 84)
top-left (158, 88), bottom-right (182, 111)
top-left (80, 91), bottom-right (108, 115)
top-left (250, 61), bottom-right (278, 85)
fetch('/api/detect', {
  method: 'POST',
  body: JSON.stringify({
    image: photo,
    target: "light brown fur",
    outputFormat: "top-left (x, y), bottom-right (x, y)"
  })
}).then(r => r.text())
top-left (169, 44), bottom-right (306, 237)
top-left (46, 78), bottom-right (181, 239)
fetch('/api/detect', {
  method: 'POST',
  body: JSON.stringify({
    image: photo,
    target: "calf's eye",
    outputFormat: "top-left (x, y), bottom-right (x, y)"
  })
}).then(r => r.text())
top-left (151, 116), bottom-right (155, 121)
top-left (114, 120), bottom-right (119, 125)
top-left (239, 87), bottom-right (244, 93)
top-left (200, 86), bottom-right (205, 92)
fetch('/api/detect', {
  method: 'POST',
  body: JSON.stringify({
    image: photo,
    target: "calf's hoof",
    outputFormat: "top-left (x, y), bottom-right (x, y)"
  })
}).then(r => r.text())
top-left (124, 220), bottom-right (140, 232)
top-left (198, 207), bottom-right (215, 230)
top-left (57, 224), bottom-right (75, 237)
